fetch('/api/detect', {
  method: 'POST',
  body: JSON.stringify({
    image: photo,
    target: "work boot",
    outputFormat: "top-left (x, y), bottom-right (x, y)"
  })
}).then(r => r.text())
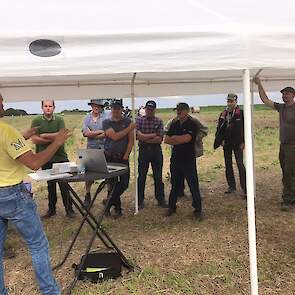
top-left (83, 193), bottom-right (91, 208)
top-left (41, 209), bottom-right (56, 219)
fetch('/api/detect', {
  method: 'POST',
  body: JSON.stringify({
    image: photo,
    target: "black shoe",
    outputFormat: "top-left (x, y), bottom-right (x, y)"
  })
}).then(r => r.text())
top-left (113, 208), bottom-right (123, 219)
top-left (41, 210), bottom-right (56, 219)
top-left (280, 202), bottom-right (294, 211)
top-left (105, 209), bottom-right (111, 217)
top-left (138, 203), bottom-right (144, 210)
top-left (165, 208), bottom-right (176, 217)
top-left (193, 210), bottom-right (203, 221)
top-left (3, 247), bottom-right (16, 259)
top-left (224, 187), bottom-right (236, 194)
top-left (83, 193), bottom-right (91, 208)
top-left (66, 209), bottom-right (76, 219)
top-left (178, 192), bottom-right (187, 198)
top-left (158, 200), bottom-right (169, 208)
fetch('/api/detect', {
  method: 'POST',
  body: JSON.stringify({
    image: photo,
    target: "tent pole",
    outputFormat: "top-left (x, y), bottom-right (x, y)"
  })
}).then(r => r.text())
top-left (243, 69), bottom-right (259, 295)
top-left (131, 73), bottom-right (138, 214)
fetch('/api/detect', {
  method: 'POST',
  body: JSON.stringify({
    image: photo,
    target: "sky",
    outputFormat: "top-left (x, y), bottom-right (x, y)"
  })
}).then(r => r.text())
top-left (4, 92), bottom-right (280, 114)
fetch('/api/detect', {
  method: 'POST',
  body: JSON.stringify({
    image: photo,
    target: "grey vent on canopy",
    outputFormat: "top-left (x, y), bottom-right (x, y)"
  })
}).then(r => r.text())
top-left (29, 39), bottom-right (61, 57)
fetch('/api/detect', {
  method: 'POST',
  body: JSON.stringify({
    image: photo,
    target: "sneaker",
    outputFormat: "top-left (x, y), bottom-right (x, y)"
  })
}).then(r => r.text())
top-left (3, 247), bottom-right (16, 259)
top-left (224, 187), bottom-right (236, 194)
top-left (165, 208), bottom-right (176, 217)
top-left (83, 193), bottom-right (91, 208)
top-left (193, 210), bottom-right (203, 221)
top-left (41, 210), bottom-right (56, 219)
top-left (280, 202), bottom-right (294, 211)
top-left (158, 200), bottom-right (169, 208)
top-left (66, 209), bottom-right (76, 219)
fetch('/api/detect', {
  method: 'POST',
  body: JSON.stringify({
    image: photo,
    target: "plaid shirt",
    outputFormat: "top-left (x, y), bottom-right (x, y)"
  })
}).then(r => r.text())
top-left (136, 116), bottom-right (164, 146)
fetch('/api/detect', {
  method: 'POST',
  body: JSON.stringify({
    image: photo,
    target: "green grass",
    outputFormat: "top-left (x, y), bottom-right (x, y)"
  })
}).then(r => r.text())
top-left (3, 106), bottom-right (295, 295)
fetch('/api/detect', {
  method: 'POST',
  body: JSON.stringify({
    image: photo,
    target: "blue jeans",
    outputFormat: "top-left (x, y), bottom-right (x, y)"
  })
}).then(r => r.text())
top-left (0, 183), bottom-right (60, 295)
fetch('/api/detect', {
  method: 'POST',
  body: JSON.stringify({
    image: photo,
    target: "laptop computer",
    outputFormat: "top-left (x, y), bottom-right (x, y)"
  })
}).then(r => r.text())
top-left (77, 149), bottom-right (127, 174)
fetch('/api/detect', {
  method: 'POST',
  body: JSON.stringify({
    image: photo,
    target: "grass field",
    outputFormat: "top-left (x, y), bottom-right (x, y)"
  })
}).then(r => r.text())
top-left (3, 105), bottom-right (295, 295)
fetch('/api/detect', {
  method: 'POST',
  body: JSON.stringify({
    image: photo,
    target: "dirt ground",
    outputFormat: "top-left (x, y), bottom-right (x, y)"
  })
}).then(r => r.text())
top-left (2, 107), bottom-right (295, 294)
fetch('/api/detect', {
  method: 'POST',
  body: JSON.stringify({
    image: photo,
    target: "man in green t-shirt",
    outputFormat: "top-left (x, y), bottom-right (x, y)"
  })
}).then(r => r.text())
top-left (31, 100), bottom-right (75, 218)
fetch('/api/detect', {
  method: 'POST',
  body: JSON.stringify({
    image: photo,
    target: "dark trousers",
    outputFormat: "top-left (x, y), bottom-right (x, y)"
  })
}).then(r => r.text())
top-left (137, 145), bottom-right (165, 205)
top-left (106, 156), bottom-right (130, 210)
top-left (168, 159), bottom-right (202, 212)
top-left (279, 144), bottom-right (295, 203)
top-left (42, 162), bottom-right (73, 213)
top-left (223, 146), bottom-right (246, 192)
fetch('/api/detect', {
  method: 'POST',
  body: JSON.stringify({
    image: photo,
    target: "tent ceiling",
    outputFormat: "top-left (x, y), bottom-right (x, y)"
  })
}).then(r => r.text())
top-left (1, 0), bottom-right (295, 101)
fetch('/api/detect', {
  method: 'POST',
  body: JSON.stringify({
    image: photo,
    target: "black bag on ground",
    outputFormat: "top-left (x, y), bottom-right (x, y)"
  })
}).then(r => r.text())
top-left (73, 249), bottom-right (122, 282)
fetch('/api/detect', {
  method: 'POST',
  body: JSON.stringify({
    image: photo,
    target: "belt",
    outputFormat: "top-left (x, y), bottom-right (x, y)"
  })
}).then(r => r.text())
top-left (0, 182), bottom-right (23, 190)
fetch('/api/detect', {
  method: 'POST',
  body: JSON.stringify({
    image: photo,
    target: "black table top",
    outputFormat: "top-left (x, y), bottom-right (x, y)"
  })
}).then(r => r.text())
top-left (59, 163), bottom-right (128, 183)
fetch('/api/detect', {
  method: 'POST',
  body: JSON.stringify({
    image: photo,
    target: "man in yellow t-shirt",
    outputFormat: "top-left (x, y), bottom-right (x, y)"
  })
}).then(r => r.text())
top-left (0, 93), bottom-right (70, 295)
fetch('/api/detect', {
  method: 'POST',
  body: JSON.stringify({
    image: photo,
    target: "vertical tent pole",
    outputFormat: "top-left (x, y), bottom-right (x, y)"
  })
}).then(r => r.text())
top-left (243, 69), bottom-right (259, 295)
top-left (131, 73), bottom-right (138, 214)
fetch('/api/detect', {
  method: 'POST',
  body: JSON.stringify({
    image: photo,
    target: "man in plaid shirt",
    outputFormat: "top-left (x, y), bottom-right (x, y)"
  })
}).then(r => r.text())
top-left (136, 100), bottom-right (168, 209)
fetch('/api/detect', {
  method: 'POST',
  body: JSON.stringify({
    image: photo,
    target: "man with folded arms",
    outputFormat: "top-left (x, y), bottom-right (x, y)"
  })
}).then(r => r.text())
top-left (136, 100), bottom-right (167, 209)
top-left (31, 100), bottom-right (75, 218)
top-left (102, 99), bottom-right (136, 218)
top-left (164, 102), bottom-right (203, 220)
top-left (0, 93), bottom-right (70, 295)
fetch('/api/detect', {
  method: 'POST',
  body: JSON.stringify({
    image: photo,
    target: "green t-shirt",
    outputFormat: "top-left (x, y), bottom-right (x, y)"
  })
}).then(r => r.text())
top-left (31, 115), bottom-right (68, 163)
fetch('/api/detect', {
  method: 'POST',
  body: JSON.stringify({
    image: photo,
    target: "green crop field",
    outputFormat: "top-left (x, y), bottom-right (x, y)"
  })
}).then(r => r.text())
top-left (3, 105), bottom-right (295, 295)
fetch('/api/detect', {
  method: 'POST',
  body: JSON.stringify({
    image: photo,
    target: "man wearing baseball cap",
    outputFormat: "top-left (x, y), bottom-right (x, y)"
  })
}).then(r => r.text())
top-left (214, 93), bottom-right (246, 197)
top-left (136, 100), bottom-right (167, 209)
top-left (254, 77), bottom-right (295, 210)
top-left (164, 102), bottom-right (203, 220)
top-left (81, 99), bottom-right (106, 207)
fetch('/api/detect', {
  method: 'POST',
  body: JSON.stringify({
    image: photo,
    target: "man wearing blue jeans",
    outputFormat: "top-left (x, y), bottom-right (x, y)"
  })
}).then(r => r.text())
top-left (0, 94), bottom-right (70, 295)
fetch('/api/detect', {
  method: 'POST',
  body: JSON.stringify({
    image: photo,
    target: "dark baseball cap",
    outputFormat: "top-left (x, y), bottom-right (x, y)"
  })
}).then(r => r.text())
top-left (88, 99), bottom-right (104, 106)
top-left (280, 86), bottom-right (295, 94)
top-left (111, 99), bottom-right (123, 108)
top-left (145, 100), bottom-right (156, 109)
top-left (174, 102), bottom-right (190, 111)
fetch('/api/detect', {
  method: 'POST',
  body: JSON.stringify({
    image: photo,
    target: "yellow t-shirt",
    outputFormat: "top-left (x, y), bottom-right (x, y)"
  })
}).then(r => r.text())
top-left (0, 121), bottom-right (31, 187)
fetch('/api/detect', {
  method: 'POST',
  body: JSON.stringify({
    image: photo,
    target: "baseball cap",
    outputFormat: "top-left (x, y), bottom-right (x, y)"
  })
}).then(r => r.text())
top-left (88, 99), bottom-right (104, 106)
top-left (174, 102), bottom-right (190, 111)
top-left (145, 100), bottom-right (156, 109)
top-left (227, 93), bottom-right (238, 100)
top-left (280, 86), bottom-right (295, 94)
top-left (111, 99), bottom-right (123, 108)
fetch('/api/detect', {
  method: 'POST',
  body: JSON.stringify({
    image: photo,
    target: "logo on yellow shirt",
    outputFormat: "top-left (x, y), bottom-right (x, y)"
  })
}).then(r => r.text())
top-left (11, 138), bottom-right (26, 150)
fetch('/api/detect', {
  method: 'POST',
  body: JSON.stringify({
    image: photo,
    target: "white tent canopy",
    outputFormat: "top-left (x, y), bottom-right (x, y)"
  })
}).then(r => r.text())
top-left (1, 0), bottom-right (295, 100)
top-left (2, 1), bottom-right (295, 294)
